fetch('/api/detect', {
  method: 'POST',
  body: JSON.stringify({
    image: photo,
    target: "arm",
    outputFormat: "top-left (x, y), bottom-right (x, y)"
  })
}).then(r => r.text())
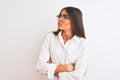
top-left (47, 59), bottom-right (75, 75)
top-left (35, 33), bottom-right (57, 79)
top-left (58, 40), bottom-right (89, 80)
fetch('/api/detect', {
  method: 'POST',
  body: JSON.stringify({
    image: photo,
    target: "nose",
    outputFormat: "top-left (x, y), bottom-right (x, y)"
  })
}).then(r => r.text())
top-left (58, 17), bottom-right (62, 20)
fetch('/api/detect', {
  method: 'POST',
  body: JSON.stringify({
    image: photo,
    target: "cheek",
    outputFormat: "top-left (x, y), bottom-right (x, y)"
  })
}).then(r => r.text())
top-left (64, 22), bottom-right (71, 28)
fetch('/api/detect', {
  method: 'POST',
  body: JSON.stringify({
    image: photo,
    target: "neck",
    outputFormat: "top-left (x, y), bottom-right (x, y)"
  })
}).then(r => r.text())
top-left (62, 31), bottom-right (73, 41)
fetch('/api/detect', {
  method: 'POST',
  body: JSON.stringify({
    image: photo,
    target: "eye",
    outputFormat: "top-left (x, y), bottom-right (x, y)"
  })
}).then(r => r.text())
top-left (56, 14), bottom-right (69, 20)
top-left (63, 15), bottom-right (69, 19)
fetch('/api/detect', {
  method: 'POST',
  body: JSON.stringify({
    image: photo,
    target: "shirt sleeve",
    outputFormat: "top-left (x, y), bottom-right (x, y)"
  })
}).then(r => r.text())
top-left (58, 39), bottom-right (89, 80)
top-left (35, 32), bottom-right (57, 79)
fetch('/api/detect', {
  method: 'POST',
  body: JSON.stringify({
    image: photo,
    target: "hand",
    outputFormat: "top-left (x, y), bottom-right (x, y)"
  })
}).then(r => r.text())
top-left (47, 59), bottom-right (52, 64)
top-left (54, 63), bottom-right (75, 74)
top-left (65, 63), bottom-right (75, 72)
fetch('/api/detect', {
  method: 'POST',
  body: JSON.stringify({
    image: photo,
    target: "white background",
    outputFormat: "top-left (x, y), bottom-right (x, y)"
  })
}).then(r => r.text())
top-left (0, 0), bottom-right (120, 80)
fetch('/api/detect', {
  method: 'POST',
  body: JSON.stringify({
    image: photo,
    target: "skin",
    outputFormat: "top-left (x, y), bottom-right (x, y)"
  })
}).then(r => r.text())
top-left (58, 10), bottom-right (73, 44)
top-left (47, 9), bottom-right (75, 76)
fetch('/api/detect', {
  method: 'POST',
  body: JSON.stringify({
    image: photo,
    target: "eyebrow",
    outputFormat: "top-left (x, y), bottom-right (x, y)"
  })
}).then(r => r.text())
top-left (60, 14), bottom-right (69, 16)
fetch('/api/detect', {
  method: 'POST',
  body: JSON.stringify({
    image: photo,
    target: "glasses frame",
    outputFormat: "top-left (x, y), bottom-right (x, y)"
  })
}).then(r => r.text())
top-left (56, 14), bottom-right (70, 20)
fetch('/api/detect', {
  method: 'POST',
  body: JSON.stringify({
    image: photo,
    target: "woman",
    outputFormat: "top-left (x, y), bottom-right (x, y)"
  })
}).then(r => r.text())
top-left (36, 6), bottom-right (89, 80)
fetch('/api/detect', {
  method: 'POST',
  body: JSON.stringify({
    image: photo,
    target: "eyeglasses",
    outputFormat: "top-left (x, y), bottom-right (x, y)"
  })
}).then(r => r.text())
top-left (56, 15), bottom-right (69, 20)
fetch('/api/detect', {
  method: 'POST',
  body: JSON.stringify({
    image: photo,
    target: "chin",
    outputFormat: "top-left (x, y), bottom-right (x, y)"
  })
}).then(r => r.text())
top-left (58, 26), bottom-right (64, 30)
top-left (58, 28), bottom-right (64, 31)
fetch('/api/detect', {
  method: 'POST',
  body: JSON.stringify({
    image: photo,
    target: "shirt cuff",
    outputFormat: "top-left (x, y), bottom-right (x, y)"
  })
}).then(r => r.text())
top-left (47, 63), bottom-right (57, 79)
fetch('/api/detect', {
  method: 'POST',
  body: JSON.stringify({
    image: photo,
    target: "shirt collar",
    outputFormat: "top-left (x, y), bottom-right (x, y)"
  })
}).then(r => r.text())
top-left (58, 31), bottom-right (62, 38)
top-left (57, 31), bottom-right (80, 43)
top-left (72, 35), bottom-right (80, 42)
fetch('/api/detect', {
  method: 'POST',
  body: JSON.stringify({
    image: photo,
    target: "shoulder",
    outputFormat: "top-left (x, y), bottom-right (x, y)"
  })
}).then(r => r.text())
top-left (44, 31), bottom-right (55, 38)
top-left (75, 36), bottom-right (88, 44)
top-left (80, 38), bottom-right (88, 44)
top-left (43, 31), bottom-right (55, 41)
top-left (77, 37), bottom-right (89, 48)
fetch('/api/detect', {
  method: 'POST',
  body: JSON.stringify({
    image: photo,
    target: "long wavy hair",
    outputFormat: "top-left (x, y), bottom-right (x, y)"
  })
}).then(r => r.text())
top-left (53, 6), bottom-right (86, 39)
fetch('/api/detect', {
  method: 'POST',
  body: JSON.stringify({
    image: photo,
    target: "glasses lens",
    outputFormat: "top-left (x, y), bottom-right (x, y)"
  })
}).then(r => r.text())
top-left (63, 15), bottom-right (69, 19)
top-left (57, 15), bottom-right (60, 18)
top-left (57, 15), bottom-right (69, 19)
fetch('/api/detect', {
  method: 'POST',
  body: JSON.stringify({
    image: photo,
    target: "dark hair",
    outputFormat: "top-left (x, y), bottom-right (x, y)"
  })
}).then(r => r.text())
top-left (53, 6), bottom-right (86, 39)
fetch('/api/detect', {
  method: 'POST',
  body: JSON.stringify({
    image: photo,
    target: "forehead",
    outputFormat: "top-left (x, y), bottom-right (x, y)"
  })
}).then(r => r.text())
top-left (60, 9), bottom-right (68, 15)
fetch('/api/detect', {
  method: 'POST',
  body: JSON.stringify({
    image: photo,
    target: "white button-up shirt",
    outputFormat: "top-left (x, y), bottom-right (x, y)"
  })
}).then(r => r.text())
top-left (36, 31), bottom-right (89, 80)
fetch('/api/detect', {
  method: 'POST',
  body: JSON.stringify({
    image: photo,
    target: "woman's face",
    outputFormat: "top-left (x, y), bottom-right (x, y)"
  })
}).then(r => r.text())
top-left (58, 9), bottom-right (72, 32)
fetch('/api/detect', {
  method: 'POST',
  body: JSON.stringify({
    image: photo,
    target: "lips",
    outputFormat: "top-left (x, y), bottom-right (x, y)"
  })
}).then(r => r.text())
top-left (58, 22), bottom-right (62, 25)
top-left (58, 22), bottom-right (64, 30)
top-left (58, 23), bottom-right (61, 25)
top-left (58, 22), bottom-right (62, 28)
